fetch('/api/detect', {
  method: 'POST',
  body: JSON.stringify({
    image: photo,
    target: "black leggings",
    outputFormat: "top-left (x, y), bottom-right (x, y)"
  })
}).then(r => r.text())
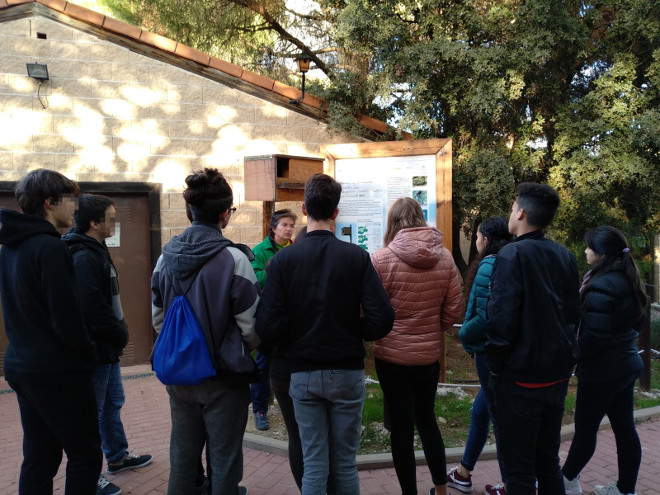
top-left (562, 372), bottom-right (641, 494)
top-left (376, 358), bottom-right (446, 495)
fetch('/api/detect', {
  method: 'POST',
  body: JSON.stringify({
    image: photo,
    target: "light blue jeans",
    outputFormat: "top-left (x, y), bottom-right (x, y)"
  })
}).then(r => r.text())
top-left (290, 369), bottom-right (365, 495)
top-left (93, 363), bottom-right (129, 463)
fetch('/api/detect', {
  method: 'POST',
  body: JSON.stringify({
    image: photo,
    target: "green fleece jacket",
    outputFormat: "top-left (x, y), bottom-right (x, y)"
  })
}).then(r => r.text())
top-left (251, 236), bottom-right (290, 288)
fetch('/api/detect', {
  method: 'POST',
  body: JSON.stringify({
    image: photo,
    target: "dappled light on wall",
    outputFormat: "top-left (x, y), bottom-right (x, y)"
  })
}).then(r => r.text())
top-left (153, 160), bottom-right (189, 191)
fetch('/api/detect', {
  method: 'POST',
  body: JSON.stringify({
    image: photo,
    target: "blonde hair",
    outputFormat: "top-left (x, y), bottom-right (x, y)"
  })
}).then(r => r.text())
top-left (383, 197), bottom-right (427, 246)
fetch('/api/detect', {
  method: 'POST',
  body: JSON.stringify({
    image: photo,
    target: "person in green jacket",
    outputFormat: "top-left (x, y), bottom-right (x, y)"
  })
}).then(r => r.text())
top-left (250, 208), bottom-right (297, 430)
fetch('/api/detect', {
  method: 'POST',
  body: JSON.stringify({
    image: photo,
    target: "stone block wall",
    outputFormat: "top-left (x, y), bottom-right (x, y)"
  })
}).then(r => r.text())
top-left (0, 15), bottom-right (353, 247)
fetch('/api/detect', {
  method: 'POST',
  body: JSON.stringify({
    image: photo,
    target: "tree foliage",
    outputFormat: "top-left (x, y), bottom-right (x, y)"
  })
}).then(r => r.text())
top-left (93, 0), bottom-right (659, 278)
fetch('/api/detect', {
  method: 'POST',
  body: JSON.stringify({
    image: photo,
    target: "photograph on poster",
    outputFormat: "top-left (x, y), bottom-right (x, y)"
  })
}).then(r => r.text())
top-left (334, 155), bottom-right (437, 253)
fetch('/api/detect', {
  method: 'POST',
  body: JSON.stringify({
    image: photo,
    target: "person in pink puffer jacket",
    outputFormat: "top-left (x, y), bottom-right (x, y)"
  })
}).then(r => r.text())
top-left (371, 197), bottom-right (463, 495)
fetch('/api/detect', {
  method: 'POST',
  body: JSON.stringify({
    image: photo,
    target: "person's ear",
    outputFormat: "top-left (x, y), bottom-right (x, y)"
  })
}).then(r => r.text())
top-left (301, 203), bottom-right (308, 217)
top-left (44, 197), bottom-right (54, 211)
top-left (330, 209), bottom-right (339, 220)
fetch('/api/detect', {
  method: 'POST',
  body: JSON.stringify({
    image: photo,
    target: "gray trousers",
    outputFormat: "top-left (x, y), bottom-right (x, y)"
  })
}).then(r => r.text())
top-left (167, 376), bottom-right (249, 495)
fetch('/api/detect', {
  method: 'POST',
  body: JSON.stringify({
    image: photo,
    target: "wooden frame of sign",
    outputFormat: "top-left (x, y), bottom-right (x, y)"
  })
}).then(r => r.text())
top-left (321, 138), bottom-right (453, 383)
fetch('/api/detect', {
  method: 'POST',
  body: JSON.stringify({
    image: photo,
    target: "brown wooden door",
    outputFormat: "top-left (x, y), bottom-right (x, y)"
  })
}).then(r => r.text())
top-left (0, 191), bottom-right (154, 371)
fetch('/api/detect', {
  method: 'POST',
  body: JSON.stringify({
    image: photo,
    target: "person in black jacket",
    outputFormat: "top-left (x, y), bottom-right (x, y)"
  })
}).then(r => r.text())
top-left (0, 169), bottom-right (102, 494)
top-left (486, 182), bottom-right (580, 495)
top-left (256, 174), bottom-right (394, 495)
top-left (63, 194), bottom-right (152, 495)
top-left (561, 226), bottom-right (647, 495)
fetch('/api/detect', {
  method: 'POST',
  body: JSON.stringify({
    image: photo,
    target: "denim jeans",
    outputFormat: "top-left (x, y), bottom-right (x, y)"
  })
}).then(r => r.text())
top-left (375, 359), bottom-right (446, 495)
top-left (250, 351), bottom-right (271, 413)
top-left (10, 377), bottom-right (102, 495)
top-left (93, 363), bottom-right (129, 463)
top-left (490, 377), bottom-right (568, 495)
top-left (562, 371), bottom-right (641, 494)
top-left (167, 375), bottom-right (249, 495)
top-left (290, 369), bottom-right (365, 495)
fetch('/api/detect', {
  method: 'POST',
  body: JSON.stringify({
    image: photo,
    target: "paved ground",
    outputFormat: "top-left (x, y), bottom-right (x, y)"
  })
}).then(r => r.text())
top-left (1, 365), bottom-right (659, 494)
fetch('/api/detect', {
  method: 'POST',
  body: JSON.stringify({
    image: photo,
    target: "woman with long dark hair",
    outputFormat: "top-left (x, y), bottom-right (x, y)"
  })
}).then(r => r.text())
top-left (562, 226), bottom-right (648, 495)
top-left (447, 217), bottom-right (511, 495)
top-left (371, 197), bottom-right (463, 495)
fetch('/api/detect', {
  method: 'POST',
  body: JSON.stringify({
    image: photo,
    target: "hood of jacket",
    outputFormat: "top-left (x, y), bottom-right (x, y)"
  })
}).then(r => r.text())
top-left (162, 221), bottom-right (233, 279)
top-left (0, 209), bottom-right (59, 247)
top-left (387, 227), bottom-right (444, 269)
top-left (62, 229), bottom-right (108, 257)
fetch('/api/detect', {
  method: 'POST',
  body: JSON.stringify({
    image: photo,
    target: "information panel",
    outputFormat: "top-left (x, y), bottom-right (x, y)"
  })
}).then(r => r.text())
top-left (322, 139), bottom-right (452, 255)
top-left (334, 155), bottom-right (437, 252)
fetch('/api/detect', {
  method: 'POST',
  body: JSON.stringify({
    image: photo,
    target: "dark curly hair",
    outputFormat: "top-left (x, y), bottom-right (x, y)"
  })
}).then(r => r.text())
top-left (183, 168), bottom-right (233, 224)
top-left (463, 216), bottom-right (512, 299)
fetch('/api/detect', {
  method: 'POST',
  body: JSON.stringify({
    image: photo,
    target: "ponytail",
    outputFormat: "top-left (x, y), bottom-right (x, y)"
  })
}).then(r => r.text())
top-left (585, 226), bottom-right (648, 319)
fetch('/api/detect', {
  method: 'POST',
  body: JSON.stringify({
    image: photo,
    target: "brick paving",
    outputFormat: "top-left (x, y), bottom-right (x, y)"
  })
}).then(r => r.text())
top-left (1, 365), bottom-right (659, 494)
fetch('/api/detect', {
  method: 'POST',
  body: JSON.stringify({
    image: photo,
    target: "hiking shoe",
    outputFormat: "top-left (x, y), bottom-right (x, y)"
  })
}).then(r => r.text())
top-left (594, 483), bottom-right (635, 495)
top-left (254, 411), bottom-right (269, 431)
top-left (106, 451), bottom-right (153, 474)
top-left (484, 484), bottom-right (506, 495)
top-left (97, 474), bottom-right (121, 495)
top-left (564, 474), bottom-right (583, 495)
top-left (446, 466), bottom-right (473, 493)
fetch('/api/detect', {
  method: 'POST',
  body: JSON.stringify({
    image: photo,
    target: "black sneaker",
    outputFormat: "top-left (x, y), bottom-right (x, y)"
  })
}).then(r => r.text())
top-left (239, 487), bottom-right (248, 495)
top-left (97, 474), bottom-right (121, 495)
top-left (106, 451), bottom-right (153, 474)
top-left (254, 411), bottom-right (269, 431)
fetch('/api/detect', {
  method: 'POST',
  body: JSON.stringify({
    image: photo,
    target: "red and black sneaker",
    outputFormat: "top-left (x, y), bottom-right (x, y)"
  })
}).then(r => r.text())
top-left (446, 466), bottom-right (473, 493)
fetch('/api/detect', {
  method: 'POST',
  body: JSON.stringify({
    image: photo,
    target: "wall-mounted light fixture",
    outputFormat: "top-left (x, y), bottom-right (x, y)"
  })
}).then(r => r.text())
top-left (26, 62), bottom-right (49, 82)
top-left (290, 55), bottom-right (312, 104)
top-left (26, 63), bottom-right (50, 109)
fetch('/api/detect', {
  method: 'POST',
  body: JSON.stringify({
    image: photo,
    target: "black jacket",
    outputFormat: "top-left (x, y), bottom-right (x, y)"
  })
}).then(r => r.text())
top-left (0, 209), bottom-right (95, 381)
top-left (576, 267), bottom-right (643, 382)
top-left (62, 231), bottom-right (129, 364)
top-left (486, 230), bottom-right (580, 383)
top-left (255, 230), bottom-right (394, 372)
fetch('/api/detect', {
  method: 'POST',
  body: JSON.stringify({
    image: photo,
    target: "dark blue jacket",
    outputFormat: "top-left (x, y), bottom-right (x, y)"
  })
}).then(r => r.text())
top-left (0, 209), bottom-right (95, 381)
top-left (62, 231), bottom-right (129, 365)
top-left (486, 230), bottom-right (580, 383)
top-left (576, 267), bottom-right (643, 382)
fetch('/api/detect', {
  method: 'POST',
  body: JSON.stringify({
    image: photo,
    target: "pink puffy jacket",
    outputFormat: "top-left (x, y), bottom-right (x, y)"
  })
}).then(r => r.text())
top-left (371, 227), bottom-right (463, 366)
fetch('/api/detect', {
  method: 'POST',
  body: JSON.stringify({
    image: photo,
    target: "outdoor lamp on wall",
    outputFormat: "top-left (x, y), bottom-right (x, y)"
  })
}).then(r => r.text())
top-left (26, 62), bottom-right (49, 82)
top-left (290, 54), bottom-right (313, 104)
top-left (26, 63), bottom-right (50, 109)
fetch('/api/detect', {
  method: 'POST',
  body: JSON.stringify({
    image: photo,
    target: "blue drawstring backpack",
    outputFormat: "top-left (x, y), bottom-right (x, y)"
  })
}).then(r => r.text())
top-left (152, 270), bottom-right (216, 386)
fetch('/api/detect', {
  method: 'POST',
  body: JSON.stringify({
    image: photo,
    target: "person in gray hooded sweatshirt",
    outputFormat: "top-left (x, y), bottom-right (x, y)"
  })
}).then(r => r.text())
top-left (151, 168), bottom-right (260, 495)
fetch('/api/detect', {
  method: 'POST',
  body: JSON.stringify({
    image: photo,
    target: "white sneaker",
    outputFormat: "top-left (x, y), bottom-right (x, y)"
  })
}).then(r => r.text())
top-left (593, 482), bottom-right (636, 495)
top-left (563, 474), bottom-right (582, 495)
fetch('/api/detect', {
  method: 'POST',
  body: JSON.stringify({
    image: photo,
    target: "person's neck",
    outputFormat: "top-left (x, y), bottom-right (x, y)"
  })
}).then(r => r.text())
top-left (513, 223), bottom-right (538, 237)
top-left (84, 229), bottom-right (105, 244)
top-left (306, 218), bottom-right (333, 232)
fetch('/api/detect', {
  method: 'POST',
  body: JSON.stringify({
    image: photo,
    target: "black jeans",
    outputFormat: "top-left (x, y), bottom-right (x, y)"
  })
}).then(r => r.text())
top-left (562, 372), bottom-right (641, 494)
top-left (490, 377), bottom-right (568, 495)
top-left (375, 359), bottom-right (446, 495)
top-left (9, 377), bottom-right (102, 495)
top-left (271, 376), bottom-right (304, 490)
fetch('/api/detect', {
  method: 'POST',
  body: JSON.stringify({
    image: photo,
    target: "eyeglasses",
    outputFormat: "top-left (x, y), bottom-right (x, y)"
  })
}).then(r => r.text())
top-left (229, 207), bottom-right (237, 214)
